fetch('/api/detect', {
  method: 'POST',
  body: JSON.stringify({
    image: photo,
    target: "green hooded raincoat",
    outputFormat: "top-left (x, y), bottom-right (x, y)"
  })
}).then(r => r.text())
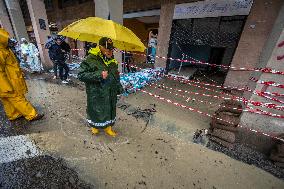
top-left (78, 47), bottom-right (123, 128)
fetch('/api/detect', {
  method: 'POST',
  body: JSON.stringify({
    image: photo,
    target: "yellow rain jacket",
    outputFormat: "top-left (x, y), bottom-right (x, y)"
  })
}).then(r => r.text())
top-left (0, 28), bottom-right (28, 97)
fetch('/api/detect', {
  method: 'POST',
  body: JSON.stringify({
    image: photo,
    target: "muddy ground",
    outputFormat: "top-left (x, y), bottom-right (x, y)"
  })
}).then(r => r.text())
top-left (0, 72), bottom-right (283, 189)
top-left (0, 102), bottom-right (93, 189)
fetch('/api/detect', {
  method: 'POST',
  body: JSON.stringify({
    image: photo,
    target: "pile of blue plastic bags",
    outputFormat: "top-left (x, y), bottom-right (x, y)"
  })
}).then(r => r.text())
top-left (120, 68), bottom-right (164, 95)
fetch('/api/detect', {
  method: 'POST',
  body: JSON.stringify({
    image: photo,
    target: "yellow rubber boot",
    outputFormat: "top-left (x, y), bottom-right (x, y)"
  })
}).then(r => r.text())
top-left (104, 126), bottom-right (117, 137)
top-left (91, 128), bottom-right (99, 135)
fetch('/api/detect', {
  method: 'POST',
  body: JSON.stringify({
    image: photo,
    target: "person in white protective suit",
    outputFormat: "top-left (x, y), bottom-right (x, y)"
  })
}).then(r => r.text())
top-left (20, 38), bottom-right (43, 73)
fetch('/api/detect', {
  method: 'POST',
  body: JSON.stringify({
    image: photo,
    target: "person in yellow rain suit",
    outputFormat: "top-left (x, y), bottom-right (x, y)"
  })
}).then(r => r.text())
top-left (0, 28), bottom-right (44, 121)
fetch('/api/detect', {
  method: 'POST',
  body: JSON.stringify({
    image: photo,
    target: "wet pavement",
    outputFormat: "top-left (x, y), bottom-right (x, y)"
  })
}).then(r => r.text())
top-left (0, 104), bottom-right (94, 189)
top-left (208, 142), bottom-right (284, 179)
top-left (0, 74), bottom-right (284, 188)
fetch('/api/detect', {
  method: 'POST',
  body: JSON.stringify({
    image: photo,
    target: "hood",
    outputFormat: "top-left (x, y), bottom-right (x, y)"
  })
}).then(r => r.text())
top-left (0, 28), bottom-right (9, 49)
top-left (88, 46), bottom-right (101, 56)
top-left (88, 47), bottom-right (118, 66)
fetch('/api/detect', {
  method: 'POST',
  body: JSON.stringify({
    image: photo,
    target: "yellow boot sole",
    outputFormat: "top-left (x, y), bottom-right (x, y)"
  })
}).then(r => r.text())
top-left (104, 126), bottom-right (117, 137)
top-left (91, 128), bottom-right (99, 135)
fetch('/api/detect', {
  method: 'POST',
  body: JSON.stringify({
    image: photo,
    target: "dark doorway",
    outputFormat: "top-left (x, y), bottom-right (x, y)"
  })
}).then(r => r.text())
top-left (209, 47), bottom-right (226, 71)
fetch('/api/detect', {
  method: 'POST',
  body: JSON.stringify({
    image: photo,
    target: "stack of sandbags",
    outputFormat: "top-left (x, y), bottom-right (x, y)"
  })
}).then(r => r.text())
top-left (209, 100), bottom-right (243, 149)
top-left (270, 134), bottom-right (284, 168)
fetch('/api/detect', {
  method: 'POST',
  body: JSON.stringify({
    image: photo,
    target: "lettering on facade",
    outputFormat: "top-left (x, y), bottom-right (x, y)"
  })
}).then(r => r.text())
top-left (174, 0), bottom-right (253, 20)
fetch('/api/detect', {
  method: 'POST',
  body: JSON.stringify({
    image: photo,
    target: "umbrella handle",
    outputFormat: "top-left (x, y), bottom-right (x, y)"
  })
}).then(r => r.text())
top-left (122, 48), bottom-right (126, 74)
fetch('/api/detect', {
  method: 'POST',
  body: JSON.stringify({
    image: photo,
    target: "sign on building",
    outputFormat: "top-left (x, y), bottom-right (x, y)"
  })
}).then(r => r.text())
top-left (173, 0), bottom-right (253, 20)
top-left (39, 19), bottom-right (47, 30)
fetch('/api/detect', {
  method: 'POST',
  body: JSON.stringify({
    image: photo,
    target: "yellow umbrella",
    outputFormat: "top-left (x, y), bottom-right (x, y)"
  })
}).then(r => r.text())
top-left (59, 17), bottom-right (146, 52)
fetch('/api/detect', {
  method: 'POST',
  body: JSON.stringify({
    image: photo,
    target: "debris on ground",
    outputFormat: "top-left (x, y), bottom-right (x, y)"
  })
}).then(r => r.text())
top-left (120, 68), bottom-right (164, 94)
top-left (193, 129), bottom-right (209, 146)
top-left (126, 107), bottom-right (156, 122)
top-left (117, 103), bottom-right (131, 111)
top-left (69, 73), bottom-right (78, 79)
top-left (117, 102), bottom-right (156, 122)
top-left (46, 63), bottom-right (164, 95)
top-left (117, 102), bottom-right (156, 133)
top-left (127, 106), bottom-right (156, 133)
top-left (68, 63), bottom-right (81, 71)
top-left (22, 66), bottom-right (284, 182)
top-left (0, 155), bottom-right (93, 189)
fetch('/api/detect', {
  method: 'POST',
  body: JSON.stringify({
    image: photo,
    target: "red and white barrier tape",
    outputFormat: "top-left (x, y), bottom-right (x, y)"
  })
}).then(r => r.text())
top-left (124, 50), bottom-right (284, 76)
top-left (278, 41), bottom-right (284, 48)
top-left (251, 90), bottom-right (284, 104)
top-left (165, 74), bottom-right (284, 104)
top-left (125, 63), bottom-right (284, 98)
top-left (166, 75), bottom-right (234, 96)
top-left (71, 55), bottom-right (85, 60)
top-left (139, 89), bottom-right (233, 124)
top-left (259, 91), bottom-right (284, 97)
top-left (250, 77), bottom-right (284, 89)
top-left (73, 48), bottom-right (284, 75)
top-left (71, 48), bottom-right (85, 51)
top-left (69, 57), bottom-right (284, 105)
top-left (121, 63), bottom-right (284, 98)
top-left (150, 84), bottom-right (284, 119)
top-left (139, 88), bottom-right (284, 143)
top-left (68, 55), bottom-right (284, 109)
top-left (197, 70), bottom-right (218, 83)
top-left (122, 63), bottom-right (284, 105)
top-left (277, 55), bottom-right (284, 61)
top-left (165, 73), bottom-right (284, 97)
top-left (277, 40), bottom-right (284, 60)
top-left (157, 83), bottom-right (284, 111)
top-left (63, 56), bottom-right (284, 139)
top-left (246, 106), bottom-right (284, 119)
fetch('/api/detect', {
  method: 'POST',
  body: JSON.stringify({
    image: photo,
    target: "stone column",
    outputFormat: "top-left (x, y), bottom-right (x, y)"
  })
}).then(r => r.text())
top-left (224, 0), bottom-right (283, 89)
top-left (108, 0), bottom-right (123, 24)
top-left (94, 0), bottom-right (110, 19)
top-left (238, 2), bottom-right (284, 153)
top-left (26, 0), bottom-right (52, 69)
top-left (4, 0), bottom-right (28, 40)
top-left (0, 0), bottom-right (14, 36)
top-left (94, 0), bottom-right (123, 72)
top-left (156, 0), bottom-right (176, 68)
top-left (94, 0), bottom-right (123, 23)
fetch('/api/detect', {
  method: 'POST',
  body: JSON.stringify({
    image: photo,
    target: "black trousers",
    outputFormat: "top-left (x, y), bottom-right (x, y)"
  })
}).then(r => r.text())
top-left (52, 60), bottom-right (58, 77)
top-left (56, 61), bottom-right (69, 80)
top-left (123, 62), bottom-right (131, 73)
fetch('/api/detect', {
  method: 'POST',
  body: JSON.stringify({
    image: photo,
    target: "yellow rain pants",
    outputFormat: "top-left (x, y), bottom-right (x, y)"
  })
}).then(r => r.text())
top-left (0, 28), bottom-right (37, 121)
top-left (1, 95), bottom-right (37, 121)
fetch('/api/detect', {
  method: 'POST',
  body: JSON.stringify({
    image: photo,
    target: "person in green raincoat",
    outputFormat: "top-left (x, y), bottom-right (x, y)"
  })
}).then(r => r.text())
top-left (78, 37), bottom-right (123, 136)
